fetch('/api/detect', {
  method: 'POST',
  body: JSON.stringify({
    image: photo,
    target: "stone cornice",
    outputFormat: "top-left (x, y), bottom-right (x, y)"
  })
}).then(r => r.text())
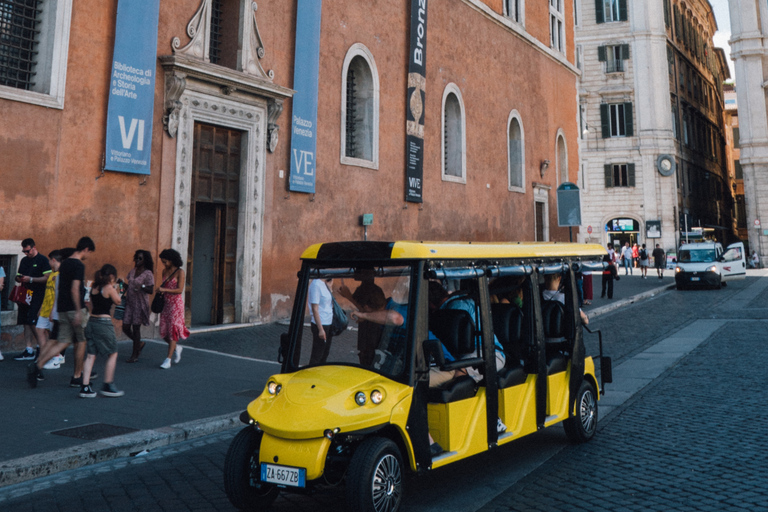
top-left (159, 54), bottom-right (294, 102)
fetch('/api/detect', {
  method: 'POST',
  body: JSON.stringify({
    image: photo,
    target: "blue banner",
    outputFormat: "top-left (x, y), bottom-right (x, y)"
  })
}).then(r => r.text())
top-left (289, 0), bottom-right (323, 193)
top-left (104, 0), bottom-right (160, 175)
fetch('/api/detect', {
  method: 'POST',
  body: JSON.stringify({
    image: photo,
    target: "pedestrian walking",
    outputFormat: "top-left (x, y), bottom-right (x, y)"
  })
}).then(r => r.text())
top-left (36, 250), bottom-right (64, 370)
top-left (157, 249), bottom-right (189, 369)
top-left (601, 244), bottom-right (618, 299)
top-left (28, 237), bottom-right (95, 388)
top-left (13, 238), bottom-right (52, 362)
top-left (639, 243), bottom-right (650, 278)
top-left (621, 242), bottom-right (633, 275)
top-left (123, 250), bottom-right (155, 363)
top-left (652, 244), bottom-right (666, 279)
top-left (80, 264), bottom-right (124, 398)
top-left (750, 250), bottom-right (760, 269)
top-left (632, 243), bottom-right (639, 268)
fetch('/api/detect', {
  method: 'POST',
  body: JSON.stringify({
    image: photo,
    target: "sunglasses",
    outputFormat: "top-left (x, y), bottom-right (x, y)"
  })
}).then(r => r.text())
top-left (22, 249), bottom-right (31, 254)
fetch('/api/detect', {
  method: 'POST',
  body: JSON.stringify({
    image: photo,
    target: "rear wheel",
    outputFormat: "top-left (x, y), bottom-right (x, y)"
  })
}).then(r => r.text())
top-left (563, 380), bottom-right (598, 443)
top-left (346, 437), bottom-right (404, 512)
top-left (224, 427), bottom-right (279, 511)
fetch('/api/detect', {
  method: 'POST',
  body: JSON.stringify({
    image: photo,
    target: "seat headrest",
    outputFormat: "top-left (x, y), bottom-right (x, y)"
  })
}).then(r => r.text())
top-left (541, 300), bottom-right (564, 338)
top-left (429, 309), bottom-right (475, 356)
top-left (491, 303), bottom-right (524, 361)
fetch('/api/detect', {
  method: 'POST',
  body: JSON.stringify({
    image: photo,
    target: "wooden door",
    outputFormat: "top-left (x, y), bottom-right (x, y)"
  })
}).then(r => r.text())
top-left (188, 122), bottom-right (241, 325)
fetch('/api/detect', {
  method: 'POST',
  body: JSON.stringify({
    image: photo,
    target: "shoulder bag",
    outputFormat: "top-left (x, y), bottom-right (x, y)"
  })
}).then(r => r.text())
top-left (151, 269), bottom-right (178, 314)
top-left (330, 296), bottom-right (348, 336)
top-left (10, 284), bottom-right (31, 306)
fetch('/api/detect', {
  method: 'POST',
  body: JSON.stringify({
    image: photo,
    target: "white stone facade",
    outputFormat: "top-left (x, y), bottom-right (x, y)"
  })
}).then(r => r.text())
top-left (728, 0), bottom-right (768, 261)
top-left (576, 0), bottom-right (728, 253)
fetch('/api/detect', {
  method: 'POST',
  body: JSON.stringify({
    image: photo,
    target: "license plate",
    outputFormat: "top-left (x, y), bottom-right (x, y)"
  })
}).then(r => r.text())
top-left (261, 463), bottom-right (306, 488)
top-left (691, 277), bottom-right (700, 281)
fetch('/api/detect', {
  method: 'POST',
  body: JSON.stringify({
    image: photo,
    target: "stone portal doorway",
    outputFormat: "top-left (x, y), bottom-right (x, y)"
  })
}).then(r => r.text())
top-left (188, 122), bottom-right (242, 325)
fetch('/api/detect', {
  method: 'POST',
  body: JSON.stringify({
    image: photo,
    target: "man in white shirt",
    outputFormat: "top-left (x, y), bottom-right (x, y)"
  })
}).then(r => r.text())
top-left (620, 242), bottom-right (633, 275)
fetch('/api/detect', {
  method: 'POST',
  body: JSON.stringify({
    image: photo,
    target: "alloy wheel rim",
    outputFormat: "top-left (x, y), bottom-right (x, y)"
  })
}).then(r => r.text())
top-left (580, 390), bottom-right (597, 434)
top-left (371, 453), bottom-right (402, 512)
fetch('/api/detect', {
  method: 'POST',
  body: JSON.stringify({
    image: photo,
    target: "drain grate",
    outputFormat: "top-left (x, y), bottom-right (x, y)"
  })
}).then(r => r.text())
top-left (233, 389), bottom-right (262, 398)
top-left (50, 423), bottom-right (139, 441)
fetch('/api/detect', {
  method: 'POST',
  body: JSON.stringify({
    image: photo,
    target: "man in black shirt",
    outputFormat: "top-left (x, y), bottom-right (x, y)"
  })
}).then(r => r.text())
top-left (29, 237), bottom-right (95, 388)
top-left (14, 238), bottom-right (51, 361)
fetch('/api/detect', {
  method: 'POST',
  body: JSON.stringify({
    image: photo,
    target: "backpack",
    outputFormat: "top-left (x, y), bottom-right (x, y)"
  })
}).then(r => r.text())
top-left (639, 249), bottom-right (647, 259)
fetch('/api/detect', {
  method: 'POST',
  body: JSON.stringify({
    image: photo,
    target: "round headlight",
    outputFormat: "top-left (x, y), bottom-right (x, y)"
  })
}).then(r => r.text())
top-left (370, 390), bottom-right (383, 404)
top-left (268, 381), bottom-right (279, 395)
top-left (355, 391), bottom-right (367, 406)
top-left (708, 265), bottom-right (718, 273)
top-left (675, 266), bottom-right (681, 273)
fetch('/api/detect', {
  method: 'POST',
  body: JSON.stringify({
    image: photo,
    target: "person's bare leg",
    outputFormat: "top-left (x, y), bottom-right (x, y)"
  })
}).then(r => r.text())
top-left (74, 341), bottom-right (86, 378)
top-left (35, 327), bottom-right (48, 355)
top-left (82, 354), bottom-right (96, 385)
top-left (104, 352), bottom-right (118, 384)
top-left (166, 337), bottom-right (177, 360)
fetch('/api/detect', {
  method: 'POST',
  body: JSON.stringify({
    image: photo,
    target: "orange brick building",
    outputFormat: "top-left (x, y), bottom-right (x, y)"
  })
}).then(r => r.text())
top-left (1, 0), bottom-right (581, 334)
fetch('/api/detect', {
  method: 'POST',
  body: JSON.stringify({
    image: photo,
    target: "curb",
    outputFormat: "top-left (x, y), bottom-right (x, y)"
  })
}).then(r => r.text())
top-left (587, 283), bottom-right (675, 319)
top-left (0, 412), bottom-right (242, 488)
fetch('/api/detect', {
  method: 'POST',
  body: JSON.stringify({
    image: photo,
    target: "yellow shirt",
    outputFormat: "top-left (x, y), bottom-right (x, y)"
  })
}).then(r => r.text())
top-left (39, 271), bottom-right (58, 318)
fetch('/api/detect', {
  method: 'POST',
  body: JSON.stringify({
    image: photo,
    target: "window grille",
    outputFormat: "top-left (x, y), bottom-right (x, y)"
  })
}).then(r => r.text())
top-left (0, 0), bottom-right (42, 90)
top-left (345, 67), bottom-right (357, 158)
top-left (209, 0), bottom-right (223, 65)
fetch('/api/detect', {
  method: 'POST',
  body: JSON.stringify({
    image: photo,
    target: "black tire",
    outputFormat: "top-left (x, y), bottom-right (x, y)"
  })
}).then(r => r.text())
top-left (346, 437), bottom-right (404, 512)
top-left (224, 427), bottom-right (279, 511)
top-left (563, 380), bottom-right (598, 443)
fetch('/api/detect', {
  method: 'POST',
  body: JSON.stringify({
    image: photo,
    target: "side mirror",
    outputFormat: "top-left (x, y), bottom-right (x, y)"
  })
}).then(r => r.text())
top-left (423, 339), bottom-right (446, 368)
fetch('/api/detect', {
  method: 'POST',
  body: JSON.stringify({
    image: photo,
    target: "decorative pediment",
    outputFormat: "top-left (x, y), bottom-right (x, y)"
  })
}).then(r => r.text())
top-left (171, 0), bottom-right (273, 80)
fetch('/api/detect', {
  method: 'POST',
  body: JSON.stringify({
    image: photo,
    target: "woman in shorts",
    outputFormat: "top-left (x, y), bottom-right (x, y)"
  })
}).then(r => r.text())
top-left (639, 243), bottom-right (650, 279)
top-left (80, 264), bottom-right (124, 398)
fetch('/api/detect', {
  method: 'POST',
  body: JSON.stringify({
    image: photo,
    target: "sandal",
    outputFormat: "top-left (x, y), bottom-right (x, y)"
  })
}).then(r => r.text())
top-left (583, 300), bottom-right (592, 305)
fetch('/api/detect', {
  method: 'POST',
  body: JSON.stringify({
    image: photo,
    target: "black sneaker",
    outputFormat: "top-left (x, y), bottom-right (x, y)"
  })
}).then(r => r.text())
top-left (70, 376), bottom-right (82, 388)
top-left (90, 372), bottom-right (99, 381)
top-left (79, 384), bottom-right (97, 398)
top-left (100, 382), bottom-right (124, 398)
top-left (36, 368), bottom-right (44, 381)
top-left (14, 348), bottom-right (35, 361)
top-left (34, 346), bottom-right (40, 362)
top-left (27, 363), bottom-right (38, 388)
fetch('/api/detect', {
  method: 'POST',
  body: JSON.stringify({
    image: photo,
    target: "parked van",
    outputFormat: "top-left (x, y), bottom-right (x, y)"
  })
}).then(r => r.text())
top-left (223, 241), bottom-right (612, 512)
top-left (675, 241), bottom-right (746, 289)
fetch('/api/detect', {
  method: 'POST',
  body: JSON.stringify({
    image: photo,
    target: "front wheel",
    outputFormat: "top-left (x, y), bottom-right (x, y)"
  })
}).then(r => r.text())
top-left (224, 427), bottom-right (279, 511)
top-left (346, 437), bottom-right (404, 512)
top-left (563, 380), bottom-right (598, 443)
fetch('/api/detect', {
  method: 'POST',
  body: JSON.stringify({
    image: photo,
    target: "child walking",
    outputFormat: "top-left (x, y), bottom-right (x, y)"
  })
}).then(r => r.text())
top-left (80, 264), bottom-right (124, 398)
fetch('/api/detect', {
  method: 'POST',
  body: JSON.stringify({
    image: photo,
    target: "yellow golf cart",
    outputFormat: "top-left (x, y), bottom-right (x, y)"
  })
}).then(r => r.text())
top-left (224, 241), bottom-right (611, 512)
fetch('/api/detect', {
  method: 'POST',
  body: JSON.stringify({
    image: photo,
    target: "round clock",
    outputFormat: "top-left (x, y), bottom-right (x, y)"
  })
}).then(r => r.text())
top-left (657, 154), bottom-right (676, 176)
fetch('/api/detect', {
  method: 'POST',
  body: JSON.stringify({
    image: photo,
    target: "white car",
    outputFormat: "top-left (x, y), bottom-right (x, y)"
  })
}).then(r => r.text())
top-left (675, 242), bottom-right (746, 289)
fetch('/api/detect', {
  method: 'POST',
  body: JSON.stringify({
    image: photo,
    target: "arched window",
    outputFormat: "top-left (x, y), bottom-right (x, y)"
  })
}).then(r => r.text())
top-left (341, 44), bottom-right (379, 169)
top-left (507, 111), bottom-right (525, 192)
top-left (556, 133), bottom-right (568, 184)
top-left (442, 84), bottom-right (466, 182)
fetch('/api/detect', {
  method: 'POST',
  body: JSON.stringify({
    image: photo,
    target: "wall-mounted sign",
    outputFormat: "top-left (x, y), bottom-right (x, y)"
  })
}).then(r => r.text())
top-left (288, 0), bottom-right (323, 193)
top-left (607, 218), bottom-right (639, 232)
top-left (646, 220), bottom-right (661, 239)
top-left (104, 0), bottom-right (161, 175)
top-left (557, 182), bottom-right (581, 227)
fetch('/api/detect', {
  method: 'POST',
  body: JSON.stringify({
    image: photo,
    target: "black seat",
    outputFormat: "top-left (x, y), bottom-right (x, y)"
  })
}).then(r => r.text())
top-left (491, 303), bottom-right (527, 388)
top-left (540, 300), bottom-right (568, 375)
top-left (427, 309), bottom-right (478, 403)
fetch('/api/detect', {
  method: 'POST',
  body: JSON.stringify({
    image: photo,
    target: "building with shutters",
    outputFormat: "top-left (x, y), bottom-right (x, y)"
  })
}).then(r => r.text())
top-left (575, 0), bottom-right (732, 252)
top-left (1, 0), bottom-right (583, 343)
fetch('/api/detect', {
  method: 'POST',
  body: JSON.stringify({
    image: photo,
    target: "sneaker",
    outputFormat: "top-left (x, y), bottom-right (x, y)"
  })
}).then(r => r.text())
top-left (14, 348), bottom-right (36, 361)
top-left (497, 418), bottom-right (508, 434)
top-left (27, 363), bottom-right (38, 388)
top-left (34, 346), bottom-right (40, 362)
top-left (79, 384), bottom-right (97, 398)
top-left (100, 382), bottom-right (124, 397)
top-left (173, 345), bottom-right (183, 364)
top-left (90, 372), bottom-right (99, 381)
top-left (53, 355), bottom-right (65, 366)
top-left (70, 376), bottom-right (82, 388)
top-left (36, 368), bottom-right (45, 381)
top-left (58, 355), bottom-right (65, 365)
top-left (160, 358), bottom-right (171, 369)
top-left (43, 358), bottom-right (60, 370)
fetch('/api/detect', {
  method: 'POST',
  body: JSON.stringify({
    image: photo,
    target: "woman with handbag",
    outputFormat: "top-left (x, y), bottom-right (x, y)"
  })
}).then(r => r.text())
top-left (156, 249), bottom-right (190, 369)
top-left (122, 250), bottom-right (155, 363)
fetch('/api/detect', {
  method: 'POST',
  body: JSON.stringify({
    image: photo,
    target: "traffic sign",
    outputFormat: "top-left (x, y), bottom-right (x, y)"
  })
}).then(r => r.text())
top-left (754, 219), bottom-right (761, 228)
top-left (587, 225), bottom-right (593, 234)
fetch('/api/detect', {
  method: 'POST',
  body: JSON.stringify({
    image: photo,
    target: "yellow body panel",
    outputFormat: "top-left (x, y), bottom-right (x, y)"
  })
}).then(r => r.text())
top-left (427, 390), bottom-right (488, 469)
top-left (259, 434), bottom-right (331, 481)
top-left (497, 375), bottom-right (539, 443)
top-left (546, 370), bottom-right (570, 422)
top-left (301, 241), bottom-right (606, 261)
top-left (246, 366), bottom-right (413, 439)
